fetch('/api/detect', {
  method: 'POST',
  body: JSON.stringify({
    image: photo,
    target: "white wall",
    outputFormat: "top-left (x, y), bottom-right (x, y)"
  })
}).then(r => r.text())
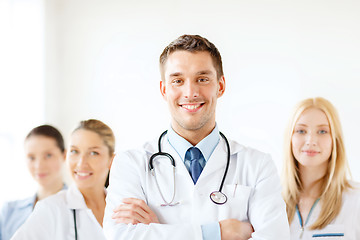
top-left (2, 0), bottom-right (360, 203)
top-left (45, 0), bottom-right (360, 178)
top-left (0, 0), bottom-right (46, 204)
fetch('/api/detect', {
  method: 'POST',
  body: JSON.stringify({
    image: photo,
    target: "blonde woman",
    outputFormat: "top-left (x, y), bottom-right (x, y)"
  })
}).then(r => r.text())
top-left (282, 97), bottom-right (360, 239)
top-left (12, 119), bottom-right (115, 240)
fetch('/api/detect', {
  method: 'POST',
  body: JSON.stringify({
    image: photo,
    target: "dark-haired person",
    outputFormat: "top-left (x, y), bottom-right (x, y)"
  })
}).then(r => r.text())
top-left (104, 35), bottom-right (289, 240)
top-left (0, 125), bottom-right (66, 240)
top-left (11, 119), bottom-right (115, 239)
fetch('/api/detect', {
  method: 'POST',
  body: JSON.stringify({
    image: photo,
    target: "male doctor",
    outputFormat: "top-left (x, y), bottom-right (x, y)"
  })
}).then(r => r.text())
top-left (103, 34), bottom-right (290, 240)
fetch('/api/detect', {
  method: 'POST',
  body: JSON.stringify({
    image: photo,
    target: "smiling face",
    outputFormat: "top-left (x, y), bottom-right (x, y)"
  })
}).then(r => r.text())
top-left (25, 135), bottom-right (65, 188)
top-left (291, 108), bottom-right (333, 171)
top-left (67, 129), bottom-right (113, 191)
top-left (160, 50), bottom-right (225, 139)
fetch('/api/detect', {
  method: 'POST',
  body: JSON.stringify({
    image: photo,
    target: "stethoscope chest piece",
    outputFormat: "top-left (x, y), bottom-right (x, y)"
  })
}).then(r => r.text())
top-left (210, 191), bottom-right (227, 205)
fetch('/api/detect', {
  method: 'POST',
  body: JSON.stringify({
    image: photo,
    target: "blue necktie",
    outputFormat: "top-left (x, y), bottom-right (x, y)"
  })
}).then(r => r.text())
top-left (186, 147), bottom-right (204, 184)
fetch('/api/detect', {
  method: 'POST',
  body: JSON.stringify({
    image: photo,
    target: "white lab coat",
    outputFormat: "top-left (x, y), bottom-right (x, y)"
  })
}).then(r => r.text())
top-left (104, 136), bottom-right (290, 240)
top-left (290, 182), bottom-right (360, 240)
top-left (11, 184), bottom-right (106, 240)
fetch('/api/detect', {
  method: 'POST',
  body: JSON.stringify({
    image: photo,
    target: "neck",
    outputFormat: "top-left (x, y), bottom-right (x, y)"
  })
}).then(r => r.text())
top-left (37, 180), bottom-right (63, 201)
top-left (299, 164), bottom-right (327, 198)
top-left (172, 123), bottom-right (215, 146)
top-left (79, 186), bottom-right (106, 209)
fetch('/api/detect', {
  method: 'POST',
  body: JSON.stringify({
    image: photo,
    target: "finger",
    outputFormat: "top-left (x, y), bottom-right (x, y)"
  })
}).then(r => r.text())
top-left (114, 202), bottom-right (150, 219)
top-left (122, 198), bottom-right (154, 216)
top-left (119, 199), bottom-right (151, 219)
top-left (112, 205), bottom-right (150, 224)
top-left (113, 198), bottom-right (146, 212)
top-left (112, 209), bottom-right (144, 223)
top-left (113, 217), bottom-right (140, 225)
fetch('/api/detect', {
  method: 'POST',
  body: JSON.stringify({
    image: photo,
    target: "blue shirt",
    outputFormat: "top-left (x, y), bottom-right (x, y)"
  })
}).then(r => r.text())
top-left (167, 125), bottom-right (221, 240)
top-left (0, 195), bottom-right (36, 240)
top-left (0, 185), bottom-right (67, 240)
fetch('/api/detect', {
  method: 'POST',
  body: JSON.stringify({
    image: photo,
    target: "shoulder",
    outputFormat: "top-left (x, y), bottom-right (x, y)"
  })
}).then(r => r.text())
top-left (35, 189), bottom-right (68, 211)
top-left (112, 140), bottom-right (157, 167)
top-left (229, 139), bottom-right (272, 164)
top-left (344, 181), bottom-right (360, 200)
top-left (1, 195), bottom-right (34, 215)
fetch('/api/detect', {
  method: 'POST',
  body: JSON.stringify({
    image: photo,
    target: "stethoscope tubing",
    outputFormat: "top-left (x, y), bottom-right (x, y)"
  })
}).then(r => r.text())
top-left (149, 130), bottom-right (231, 205)
top-left (218, 132), bottom-right (231, 194)
top-left (72, 209), bottom-right (78, 240)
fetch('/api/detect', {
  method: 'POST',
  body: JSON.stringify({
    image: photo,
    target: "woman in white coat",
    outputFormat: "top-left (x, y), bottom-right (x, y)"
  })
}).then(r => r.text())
top-left (11, 119), bottom-right (115, 240)
top-left (282, 97), bottom-right (360, 239)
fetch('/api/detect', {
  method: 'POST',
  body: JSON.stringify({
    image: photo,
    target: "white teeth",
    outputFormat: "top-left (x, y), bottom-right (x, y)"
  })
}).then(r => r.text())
top-left (183, 104), bottom-right (200, 110)
top-left (76, 172), bottom-right (91, 177)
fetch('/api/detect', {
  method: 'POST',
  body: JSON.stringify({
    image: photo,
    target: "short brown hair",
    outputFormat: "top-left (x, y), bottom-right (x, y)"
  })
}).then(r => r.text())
top-left (159, 34), bottom-right (223, 80)
top-left (26, 125), bottom-right (65, 153)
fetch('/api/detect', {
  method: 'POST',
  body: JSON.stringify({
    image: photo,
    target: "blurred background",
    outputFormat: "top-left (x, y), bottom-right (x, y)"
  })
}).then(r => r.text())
top-left (1, 0), bottom-right (359, 204)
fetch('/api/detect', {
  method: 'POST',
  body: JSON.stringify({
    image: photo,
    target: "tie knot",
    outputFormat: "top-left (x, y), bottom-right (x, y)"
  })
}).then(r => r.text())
top-left (187, 147), bottom-right (202, 162)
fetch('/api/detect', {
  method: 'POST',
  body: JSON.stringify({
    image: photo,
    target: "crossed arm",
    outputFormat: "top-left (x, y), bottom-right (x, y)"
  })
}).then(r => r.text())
top-left (111, 198), bottom-right (254, 240)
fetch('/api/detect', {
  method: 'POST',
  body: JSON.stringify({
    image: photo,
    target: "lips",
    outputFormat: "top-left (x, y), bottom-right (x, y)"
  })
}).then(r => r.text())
top-left (302, 150), bottom-right (320, 156)
top-left (35, 173), bottom-right (48, 178)
top-left (180, 103), bottom-right (204, 112)
top-left (74, 170), bottom-right (93, 179)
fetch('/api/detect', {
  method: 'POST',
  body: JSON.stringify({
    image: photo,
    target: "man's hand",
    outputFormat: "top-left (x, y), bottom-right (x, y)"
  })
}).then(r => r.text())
top-left (219, 219), bottom-right (254, 240)
top-left (112, 198), bottom-right (160, 225)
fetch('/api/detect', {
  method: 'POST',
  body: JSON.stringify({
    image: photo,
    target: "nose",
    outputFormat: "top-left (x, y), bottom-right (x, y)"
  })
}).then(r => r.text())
top-left (305, 133), bottom-right (317, 146)
top-left (34, 158), bottom-right (43, 170)
top-left (184, 80), bottom-right (199, 99)
top-left (76, 154), bottom-right (88, 167)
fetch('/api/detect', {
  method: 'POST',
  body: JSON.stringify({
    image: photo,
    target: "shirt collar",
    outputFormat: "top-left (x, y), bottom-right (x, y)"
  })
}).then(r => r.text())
top-left (16, 194), bottom-right (37, 209)
top-left (167, 124), bottom-right (220, 162)
top-left (66, 184), bottom-right (107, 210)
top-left (18, 184), bottom-right (67, 209)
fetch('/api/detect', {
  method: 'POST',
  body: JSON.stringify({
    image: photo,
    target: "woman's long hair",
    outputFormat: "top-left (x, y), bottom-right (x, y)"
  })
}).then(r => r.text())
top-left (282, 97), bottom-right (351, 229)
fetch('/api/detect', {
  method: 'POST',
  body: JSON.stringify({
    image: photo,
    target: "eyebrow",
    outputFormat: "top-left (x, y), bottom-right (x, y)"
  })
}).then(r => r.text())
top-left (168, 70), bottom-right (215, 78)
top-left (196, 70), bottom-right (214, 76)
top-left (89, 146), bottom-right (101, 150)
top-left (69, 146), bottom-right (101, 149)
top-left (295, 123), bottom-right (330, 127)
top-left (169, 72), bottom-right (182, 77)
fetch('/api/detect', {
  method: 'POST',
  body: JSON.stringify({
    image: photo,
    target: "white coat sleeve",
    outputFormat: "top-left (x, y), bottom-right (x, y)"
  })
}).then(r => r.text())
top-left (103, 151), bottom-right (203, 240)
top-left (355, 190), bottom-right (360, 239)
top-left (248, 154), bottom-right (290, 240)
top-left (10, 201), bottom-right (55, 240)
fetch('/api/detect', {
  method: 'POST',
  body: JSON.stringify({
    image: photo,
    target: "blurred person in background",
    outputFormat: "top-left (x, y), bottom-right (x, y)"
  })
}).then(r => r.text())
top-left (11, 119), bottom-right (115, 240)
top-left (0, 125), bottom-right (67, 240)
top-left (282, 97), bottom-right (360, 239)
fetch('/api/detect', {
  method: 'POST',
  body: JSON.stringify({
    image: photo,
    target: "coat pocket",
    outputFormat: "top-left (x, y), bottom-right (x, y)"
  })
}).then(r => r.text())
top-left (217, 184), bottom-right (252, 221)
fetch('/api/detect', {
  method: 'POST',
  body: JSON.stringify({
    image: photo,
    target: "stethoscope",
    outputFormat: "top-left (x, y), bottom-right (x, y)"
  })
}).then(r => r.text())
top-left (149, 130), bottom-right (231, 206)
top-left (72, 209), bottom-right (78, 240)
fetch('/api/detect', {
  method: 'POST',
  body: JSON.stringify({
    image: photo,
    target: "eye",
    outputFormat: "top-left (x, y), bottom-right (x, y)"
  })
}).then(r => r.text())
top-left (28, 156), bottom-right (35, 161)
top-left (171, 79), bottom-right (183, 85)
top-left (295, 129), bottom-right (306, 134)
top-left (70, 149), bottom-right (78, 155)
top-left (318, 130), bottom-right (328, 134)
top-left (90, 151), bottom-right (99, 156)
top-left (46, 153), bottom-right (53, 159)
top-left (198, 77), bottom-right (209, 83)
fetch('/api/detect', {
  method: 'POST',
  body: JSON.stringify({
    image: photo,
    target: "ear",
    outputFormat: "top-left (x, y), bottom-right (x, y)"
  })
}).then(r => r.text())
top-left (217, 76), bottom-right (225, 98)
top-left (62, 150), bottom-right (67, 162)
top-left (160, 80), bottom-right (167, 99)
